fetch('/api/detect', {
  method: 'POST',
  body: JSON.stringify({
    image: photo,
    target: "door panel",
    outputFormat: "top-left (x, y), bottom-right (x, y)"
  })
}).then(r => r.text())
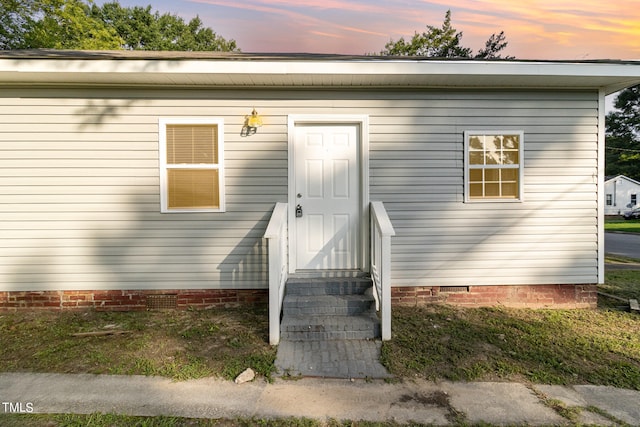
top-left (294, 124), bottom-right (360, 270)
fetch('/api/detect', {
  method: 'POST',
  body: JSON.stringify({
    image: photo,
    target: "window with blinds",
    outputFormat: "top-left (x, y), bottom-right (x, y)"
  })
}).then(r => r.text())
top-left (159, 119), bottom-right (224, 212)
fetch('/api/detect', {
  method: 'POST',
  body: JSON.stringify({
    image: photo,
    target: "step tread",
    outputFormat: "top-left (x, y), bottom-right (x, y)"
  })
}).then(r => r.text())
top-left (286, 277), bottom-right (373, 283)
top-left (285, 279), bottom-right (373, 296)
top-left (284, 294), bottom-right (375, 304)
top-left (283, 295), bottom-right (374, 313)
top-left (280, 313), bottom-right (381, 341)
top-left (282, 313), bottom-right (380, 330)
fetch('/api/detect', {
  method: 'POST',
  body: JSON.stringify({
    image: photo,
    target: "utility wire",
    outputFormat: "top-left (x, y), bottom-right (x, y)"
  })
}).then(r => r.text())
top-left (605, 146), bottom-right (640, 153)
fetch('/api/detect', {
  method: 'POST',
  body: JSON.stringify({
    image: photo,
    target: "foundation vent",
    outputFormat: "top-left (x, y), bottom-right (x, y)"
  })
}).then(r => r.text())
top-left (146, 294), bottom-right (177, 310)
top-left (439, 286), bottom-right (470, 293)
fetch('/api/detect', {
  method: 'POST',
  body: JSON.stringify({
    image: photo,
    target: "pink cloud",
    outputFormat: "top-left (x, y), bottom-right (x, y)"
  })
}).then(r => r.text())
top-left (425, 0), bottom-right (640, 59)
top-left (187, 0), bottom-right (640, 58)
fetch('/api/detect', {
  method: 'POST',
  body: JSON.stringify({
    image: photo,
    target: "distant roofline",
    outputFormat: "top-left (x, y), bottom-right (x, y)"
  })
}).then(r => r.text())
top-left (1, 49), bottom-right (639, 64)
top-left (605, 175), bottom-right (640, 186)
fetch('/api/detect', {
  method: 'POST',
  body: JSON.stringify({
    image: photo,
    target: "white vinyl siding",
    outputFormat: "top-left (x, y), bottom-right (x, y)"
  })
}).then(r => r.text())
top-left (0, 88), bottom-right (600, 291)
top-left (367, 91), bottom-right (599, 287)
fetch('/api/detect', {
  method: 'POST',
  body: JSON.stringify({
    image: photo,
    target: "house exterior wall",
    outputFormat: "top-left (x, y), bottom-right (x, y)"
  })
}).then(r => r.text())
top-left (604, 175), bottom-right (640, 215)
top-left (379, 91), bottom-right (600, 288)
top-left (0, 87), bottom-right (600, 296)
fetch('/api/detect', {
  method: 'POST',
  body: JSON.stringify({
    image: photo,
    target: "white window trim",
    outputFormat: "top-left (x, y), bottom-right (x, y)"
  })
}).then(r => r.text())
top-left (159, 117), bottom-right (225, 213)
top-left (464, 130), bottom-right (524, 203)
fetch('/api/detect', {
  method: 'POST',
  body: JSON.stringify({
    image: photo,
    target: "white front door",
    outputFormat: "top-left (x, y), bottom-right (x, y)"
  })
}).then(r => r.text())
top-left (293, 124), bottom-right (360, 270)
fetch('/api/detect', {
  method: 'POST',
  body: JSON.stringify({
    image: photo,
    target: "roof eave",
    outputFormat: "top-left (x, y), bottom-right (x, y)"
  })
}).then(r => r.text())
top-left (0, 56), bottom-right (639, 92)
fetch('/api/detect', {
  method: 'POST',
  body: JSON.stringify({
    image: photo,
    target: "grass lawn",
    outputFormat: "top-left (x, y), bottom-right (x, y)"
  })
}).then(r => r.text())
top-left (1, 272), bottom-right (639, 426)
top-left (1, 275), bottom-right (639, 389)
top-left (381, 268), bottom-right (640, 390)
top-left (381, 305), bottom-right (640, 389)
top-left (0, 414), bottom-right (402, 427)
top-left (0, 306), bottom-right (276, 382)
top-left (0, 414), bottom-right (393, 427)
top-left (605, 218), bottom-right (640, 233)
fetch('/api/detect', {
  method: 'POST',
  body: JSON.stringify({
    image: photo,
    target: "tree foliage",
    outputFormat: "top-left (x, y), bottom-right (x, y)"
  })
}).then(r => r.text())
top-left (28, 0), bottom-right (123, 49)
top-left (381, 10), bottom-right (512, 59)
top-left (90, 2), bottom-right (238, 51)
top-left (0, 0), bottom-right (238, 51)
top-left (606, 85), bottom-right (640, 181)
top-left (476, 31), bottom-right (510, 59)
top-left (0, 0), bottom-right (34, 49)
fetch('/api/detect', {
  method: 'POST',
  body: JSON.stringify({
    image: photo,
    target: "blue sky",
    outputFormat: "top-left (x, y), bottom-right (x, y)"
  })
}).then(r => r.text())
top-left (94, 0), bottom-right (640, 59)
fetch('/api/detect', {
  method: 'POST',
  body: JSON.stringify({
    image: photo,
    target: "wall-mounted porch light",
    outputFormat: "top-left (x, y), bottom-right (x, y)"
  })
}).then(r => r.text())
top-left (242, 108), bottom-right (263, 136)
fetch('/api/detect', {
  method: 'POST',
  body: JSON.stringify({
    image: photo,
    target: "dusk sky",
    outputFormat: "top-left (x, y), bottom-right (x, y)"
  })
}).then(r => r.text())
top-left (96, 0), bottom-right (640, 60)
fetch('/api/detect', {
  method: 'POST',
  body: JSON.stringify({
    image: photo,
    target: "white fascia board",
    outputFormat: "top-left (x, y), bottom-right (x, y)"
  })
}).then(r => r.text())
top-left (5, 57), bottom-right (631, 76)
top-left (1, 58), bottom-right (640, 91)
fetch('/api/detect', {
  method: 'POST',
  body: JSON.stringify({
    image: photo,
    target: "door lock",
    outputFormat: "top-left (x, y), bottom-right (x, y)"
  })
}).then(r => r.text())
top-left (295, 204), bottom-right (303, 218)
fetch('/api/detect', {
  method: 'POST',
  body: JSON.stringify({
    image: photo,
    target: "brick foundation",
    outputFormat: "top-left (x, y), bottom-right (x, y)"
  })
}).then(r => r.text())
top-left (391, 284), bottom-right (598, 309)
top-left (0, 289), bottom-right (268, 311)
top-left (1, 284), bottom-right (597, 311)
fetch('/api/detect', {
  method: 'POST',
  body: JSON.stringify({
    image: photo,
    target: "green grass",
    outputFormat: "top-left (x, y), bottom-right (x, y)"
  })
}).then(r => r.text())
top-left (0, 272), bottom-right (637, 427)
top-left (0, 414), bottom-right (414, 427)
top-left (381, 304), bottom-right (640, 389)
top-left (605, 218), bottom-right (640, 233)
top-left (383, 266), bottom-right (640, 390)
top-left (1, 272), bottom-right (640, 394)
top-left (600, 269), bottom-right (640, 307)
top-left (0, 307), bottom-right (276, 382)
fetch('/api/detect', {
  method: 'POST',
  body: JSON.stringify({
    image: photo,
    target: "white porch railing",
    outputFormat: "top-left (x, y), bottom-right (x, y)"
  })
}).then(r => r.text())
top-left (264, 202), bottom-right (288, 345)
top-left (370, 201), bottom-right (395, 341)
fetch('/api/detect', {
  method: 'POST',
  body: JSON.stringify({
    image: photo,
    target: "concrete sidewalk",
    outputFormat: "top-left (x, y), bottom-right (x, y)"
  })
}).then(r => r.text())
top-left (1, 372), bottom-right (639, 425)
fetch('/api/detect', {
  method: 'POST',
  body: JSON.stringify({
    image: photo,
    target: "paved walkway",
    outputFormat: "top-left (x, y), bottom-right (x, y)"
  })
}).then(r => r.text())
top-left (275, 339), bottom-right (392, 378)
top-left (1, 372), bottom-right (639, 425)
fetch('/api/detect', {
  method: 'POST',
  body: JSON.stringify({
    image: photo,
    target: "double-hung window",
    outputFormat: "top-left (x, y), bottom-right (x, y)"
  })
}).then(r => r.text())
top-left (464, 131), bottom-right (524, 202)
top-left (159, 118), bottom-right (225, 212)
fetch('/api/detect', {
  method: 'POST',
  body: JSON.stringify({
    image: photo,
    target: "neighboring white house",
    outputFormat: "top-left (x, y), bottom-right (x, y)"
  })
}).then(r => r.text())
top-left (1, 51), bottom-right (640, 311)
top-left (604, 175), bottom-right (640, 215)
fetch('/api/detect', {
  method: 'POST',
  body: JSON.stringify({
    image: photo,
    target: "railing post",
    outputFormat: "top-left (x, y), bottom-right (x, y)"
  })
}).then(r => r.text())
top-left (264, 202), bottom-right (288, 345)
top-left (380, 226), bottom-right (392, 341)
top-left (370, 201), bottom-right (395, 341)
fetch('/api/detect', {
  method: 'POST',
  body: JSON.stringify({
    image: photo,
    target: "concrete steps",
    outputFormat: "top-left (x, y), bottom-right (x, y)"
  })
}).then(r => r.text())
top-left (281, 277), bottom-right (379, 339)
top-left (281, 313), bottom-right (381, 341)
top-left (284, 277), bottom-right (374, 296)
top-left (275, 276), bottom-right (391, 379)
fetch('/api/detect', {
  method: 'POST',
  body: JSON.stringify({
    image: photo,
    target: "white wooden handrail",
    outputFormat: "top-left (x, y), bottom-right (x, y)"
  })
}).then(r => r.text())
top-left (370, 201), bottom-right (395, 341)
top-left (264, 202), bottom-right (288, 345)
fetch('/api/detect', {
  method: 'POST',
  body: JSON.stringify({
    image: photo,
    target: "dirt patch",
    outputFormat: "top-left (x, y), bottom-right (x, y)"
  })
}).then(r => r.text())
top-left (395, 391), bottom-right (465, 423)
top-left (398, 391), bottom-right (450, 407)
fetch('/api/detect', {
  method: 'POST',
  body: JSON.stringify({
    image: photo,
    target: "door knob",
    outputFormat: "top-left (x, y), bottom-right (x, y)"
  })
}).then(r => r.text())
top-left (295, 204), bottom-right (303, 218)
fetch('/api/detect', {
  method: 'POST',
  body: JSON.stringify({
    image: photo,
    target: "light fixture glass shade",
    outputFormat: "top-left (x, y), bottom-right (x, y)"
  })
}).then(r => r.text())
top-left (247, 109), bottom-right (263, 128)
